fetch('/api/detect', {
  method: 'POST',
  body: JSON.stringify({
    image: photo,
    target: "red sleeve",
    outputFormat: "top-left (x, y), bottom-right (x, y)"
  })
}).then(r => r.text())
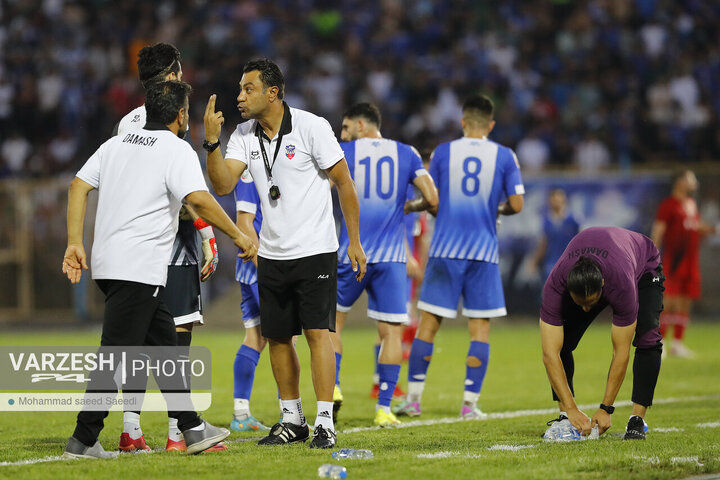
top-left (656, 198), bottom-right (673, 223)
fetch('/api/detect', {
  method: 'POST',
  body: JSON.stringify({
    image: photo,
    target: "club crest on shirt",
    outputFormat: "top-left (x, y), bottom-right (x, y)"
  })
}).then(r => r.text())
top-left (285, 144), bottom-right (295, 159)
top-left (372, 141), bottom-right (381, 147)
top-left (250, 150), bottom-right (260, 161)
top-left (240, 169), bottom-right (253, 184)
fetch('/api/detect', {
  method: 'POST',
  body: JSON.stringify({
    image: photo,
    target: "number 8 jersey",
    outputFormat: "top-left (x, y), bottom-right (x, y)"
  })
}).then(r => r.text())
top-left (427, 137), bottom-right (524, 263)
top-left (338, 138), bottom-right (428, 265)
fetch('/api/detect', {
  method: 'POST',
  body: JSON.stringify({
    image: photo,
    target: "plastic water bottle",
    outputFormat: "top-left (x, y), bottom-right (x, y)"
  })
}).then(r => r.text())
top-left (317, 464), bottom-right (348, 479)
top-left (332, 448), bottom-right (373, 459)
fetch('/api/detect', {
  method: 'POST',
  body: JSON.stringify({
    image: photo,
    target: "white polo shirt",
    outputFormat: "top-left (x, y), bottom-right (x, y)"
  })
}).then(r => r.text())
top-left (76, 124), bottom-right (209, 286)
top-left (225, 103), bottom-right (344, 260)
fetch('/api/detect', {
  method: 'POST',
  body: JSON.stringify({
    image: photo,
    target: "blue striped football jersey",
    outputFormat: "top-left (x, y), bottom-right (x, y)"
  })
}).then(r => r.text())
top-left (233, 169), bottom-right (262, 284)
top-left (427, 137), bottom-right (524, 263)
top-left (338, 138), bottom-right (427, 264)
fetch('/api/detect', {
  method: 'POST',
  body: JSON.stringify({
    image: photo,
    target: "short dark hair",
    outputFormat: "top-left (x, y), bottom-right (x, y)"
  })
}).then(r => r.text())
top-left (145, 81), bottom-right (192, 125)
top-left (138, 43), bottom-right (182, 90)
top-left (567, 256), bottom-right (603, 298)
top-left (462, 94), bottom-right (494, 126)
top-left (342, 102), bottom-right (382, 129)
top-left (243, 58), bottom-right (285, 99)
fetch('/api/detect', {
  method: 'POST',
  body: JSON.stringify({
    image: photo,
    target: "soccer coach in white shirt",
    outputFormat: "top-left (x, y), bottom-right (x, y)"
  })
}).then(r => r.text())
top-left (203, 58), bottom-right (366, 449)
top-left (61, 81), bottom-right (257, 458)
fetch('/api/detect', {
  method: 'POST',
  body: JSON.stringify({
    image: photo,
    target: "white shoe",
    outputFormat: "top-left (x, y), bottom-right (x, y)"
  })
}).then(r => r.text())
top-left (670, 342), bottom-right (695, 358)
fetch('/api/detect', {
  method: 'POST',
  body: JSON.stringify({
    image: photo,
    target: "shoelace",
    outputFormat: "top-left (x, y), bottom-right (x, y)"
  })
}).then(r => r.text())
top-left (546, 415), bottom-right (568, 427)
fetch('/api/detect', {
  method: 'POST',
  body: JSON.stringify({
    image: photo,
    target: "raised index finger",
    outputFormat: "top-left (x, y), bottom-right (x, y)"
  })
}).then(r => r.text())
top-left (205, 94), bottom-right (216, 116)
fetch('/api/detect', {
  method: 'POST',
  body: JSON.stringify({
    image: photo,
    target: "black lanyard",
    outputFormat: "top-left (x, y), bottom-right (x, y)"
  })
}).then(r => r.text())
top-left (255, 123), bottom-right (284, 182)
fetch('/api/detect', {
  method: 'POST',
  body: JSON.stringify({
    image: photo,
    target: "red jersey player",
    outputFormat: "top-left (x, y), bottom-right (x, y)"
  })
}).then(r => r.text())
top-left (651, 170), bottom-right (716, 357)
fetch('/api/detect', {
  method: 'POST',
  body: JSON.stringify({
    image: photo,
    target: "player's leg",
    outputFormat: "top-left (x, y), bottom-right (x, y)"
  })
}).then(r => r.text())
top-left (330, 310), bottom-right (347, 423)
top-left (462, 318), bottom-right (490, 419)
top-left (158, 264), bottom-right (209, 451)
top-left (460, 261), bottom-right (507, 419)
top-left (397, 258), bottom-right (462, 416)
top-left (375, 321), bottom-right (404, 425)
top-left (231, 281), bottom-right (270, 432)
top-left (117, 262), bottom-right (200, 453)
top-left (332, 261), bottom-right (367, 422)
top-left (670, 295), bottom-right (694, 357)
top-left (257, 256), bottom-right (309, 446)
top-left (370, 336), bottom-right (381, 398)
top-left (145, 296), bottom-right (229, 455)
top-left (626, 267), bottom-right (664, 440)
top-left (366, 262), bottom-right (408, 426)
top-left (297, 253), bottom-right (339, 448)
top-left (66, 280), bottom-right (157, 459)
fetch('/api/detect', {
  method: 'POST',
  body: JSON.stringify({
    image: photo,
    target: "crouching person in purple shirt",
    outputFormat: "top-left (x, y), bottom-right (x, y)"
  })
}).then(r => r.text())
top-left (539, 227), bottom-right (663, 441)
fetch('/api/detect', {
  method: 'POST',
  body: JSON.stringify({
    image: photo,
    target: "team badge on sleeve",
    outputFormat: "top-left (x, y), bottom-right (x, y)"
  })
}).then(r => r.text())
top-left (285, 145), bottom-right (295, 159)
top-left (240, 169), bottom-right (254, 184)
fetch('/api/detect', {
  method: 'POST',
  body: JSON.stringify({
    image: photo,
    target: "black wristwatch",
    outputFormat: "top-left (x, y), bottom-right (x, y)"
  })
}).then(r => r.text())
top-left (599, 403), bottom-right (615, 414)
top-left (203, 139), bottom-right (221, 153)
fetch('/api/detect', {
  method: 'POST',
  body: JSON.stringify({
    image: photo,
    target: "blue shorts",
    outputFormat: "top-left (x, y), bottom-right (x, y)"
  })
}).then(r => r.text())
top-left (418, 258), bottom-right (506, 319)
top-left (337, 262), bottom-right (408, 324)
top-left (240, 282), bottom-right (261, 328)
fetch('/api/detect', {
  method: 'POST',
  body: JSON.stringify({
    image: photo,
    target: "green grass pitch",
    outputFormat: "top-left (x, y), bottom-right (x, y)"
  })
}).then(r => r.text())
top-left (1, 320), bottom-right (719, 479)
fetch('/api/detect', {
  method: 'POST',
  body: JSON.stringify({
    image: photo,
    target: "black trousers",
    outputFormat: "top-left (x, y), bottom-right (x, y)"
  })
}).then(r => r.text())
top-left (552, 266), bottom-right (664, 408)
top-left (73, 280), bottom-right (201, 446)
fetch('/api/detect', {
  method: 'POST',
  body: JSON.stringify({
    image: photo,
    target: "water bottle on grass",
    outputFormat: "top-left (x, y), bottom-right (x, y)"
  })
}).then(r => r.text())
top-left (318, 464), bottom-right (348, 479)
top-left (332, 449), bottom-right (373, 459)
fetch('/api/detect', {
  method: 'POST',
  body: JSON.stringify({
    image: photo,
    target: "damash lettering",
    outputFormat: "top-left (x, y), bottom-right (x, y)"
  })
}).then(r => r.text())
top-left (122, 133), bottom-right (158, 147)
top-left (567, 246), bottom-right (609, 259)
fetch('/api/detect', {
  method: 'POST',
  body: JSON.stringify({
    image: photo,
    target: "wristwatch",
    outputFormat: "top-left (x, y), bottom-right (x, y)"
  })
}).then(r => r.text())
top-left (599, 403), bottom-right (615, 414)
top-left (203, 139), bottom-right (221, 153)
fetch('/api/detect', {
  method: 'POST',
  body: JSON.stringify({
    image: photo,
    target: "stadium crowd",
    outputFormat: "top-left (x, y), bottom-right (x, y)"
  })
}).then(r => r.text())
top-left (2, 0), bottom-right (720, 179)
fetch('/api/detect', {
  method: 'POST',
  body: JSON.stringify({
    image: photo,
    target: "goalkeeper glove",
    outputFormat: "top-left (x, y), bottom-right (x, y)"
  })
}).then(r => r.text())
top-left (194, 217), bottom-right (218, 282)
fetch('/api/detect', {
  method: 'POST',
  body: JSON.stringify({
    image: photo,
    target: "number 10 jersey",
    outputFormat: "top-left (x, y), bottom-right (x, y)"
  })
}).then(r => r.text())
top-left (338, 138), bottom-right (428, 265)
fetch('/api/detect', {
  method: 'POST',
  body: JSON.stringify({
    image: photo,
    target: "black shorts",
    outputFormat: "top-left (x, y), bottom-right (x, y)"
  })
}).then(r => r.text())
top-left (161, 265), bottom-right (203, 326)
top-left (560, 264), bottom-right (665, 352)
top-left (257, 252), bottom-right (337, 338)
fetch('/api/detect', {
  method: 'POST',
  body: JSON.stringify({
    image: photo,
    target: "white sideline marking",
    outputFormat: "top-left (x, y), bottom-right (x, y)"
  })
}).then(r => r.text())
top-left (416, 451), bottom-right (482, 459)
top-left (0, 456), bottom-right (65, 466)
top-left (671, 456), bottom-right (704, 467)
top-left (341, 394), bottom-right (720, 434)
top-left (488, 444), bottom-right (535, 451)
top-left (653, 427), bottom-right (684, 432)
top-left (2, 394), bottom-right (718, 467)
top-left (697, 422), bottom-right (720, 428)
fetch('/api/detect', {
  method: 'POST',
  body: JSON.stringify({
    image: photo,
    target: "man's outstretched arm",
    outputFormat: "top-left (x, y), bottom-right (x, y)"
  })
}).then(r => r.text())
top-left (540, 319), bottom-right (592, 435)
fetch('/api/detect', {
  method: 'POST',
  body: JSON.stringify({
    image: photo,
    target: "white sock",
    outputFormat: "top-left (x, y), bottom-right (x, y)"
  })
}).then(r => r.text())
top-left (189, 421), bottom-right (206, 432)
top-left (407, 381), bottom-right (425, 404)
top-left (168, 418), bottom-right (182, 441)
top-left (123, 412), bottom-right (142, 439)
top-left (376, 404), bottom-right (391, 414)
top-left (281, 398), bottom-right (305, 425)
top-left (234, 398), bottom-right (250, 419)
top-left (315, 401), bottom-right (334, 431)
top-left (463, 390), bottom-right (480, 406)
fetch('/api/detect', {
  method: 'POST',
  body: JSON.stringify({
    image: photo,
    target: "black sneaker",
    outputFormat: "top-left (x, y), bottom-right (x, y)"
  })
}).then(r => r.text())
top-left (257, 422), bottom-right (309, 445)
top-left (308, 425), bottom-right (337, 449)
top-left (624, 415), bottom-right (647, 440)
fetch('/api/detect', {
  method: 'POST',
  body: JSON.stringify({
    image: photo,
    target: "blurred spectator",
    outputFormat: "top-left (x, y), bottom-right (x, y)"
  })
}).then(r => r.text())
top-left (1, 131), bottom-right (31, 177)
top-left (516, 128), bottom-right (550, 173)
top-left (1, 0), bottom-right (719, 178)
top-left (573, 130), bottom-right (611, 173)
